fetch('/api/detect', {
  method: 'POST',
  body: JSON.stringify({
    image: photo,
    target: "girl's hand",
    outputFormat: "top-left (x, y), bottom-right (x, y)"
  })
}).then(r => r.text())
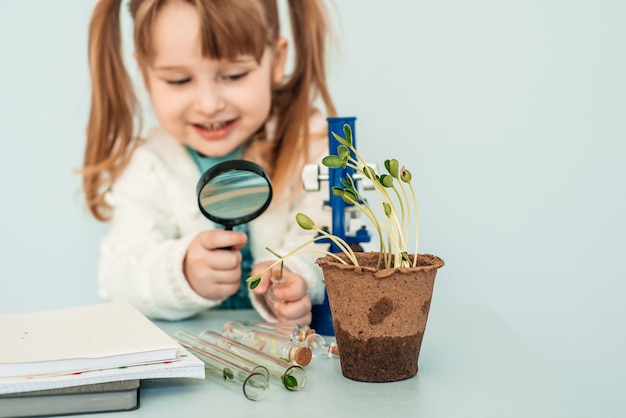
top-left (251, 263), bottom-right (312, 325)
top-left (184, 230), bottom-right (248, 300)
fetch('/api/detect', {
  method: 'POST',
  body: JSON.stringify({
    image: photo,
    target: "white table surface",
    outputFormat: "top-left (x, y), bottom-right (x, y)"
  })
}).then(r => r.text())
top-left (73, 303), bottom-right (593, 418)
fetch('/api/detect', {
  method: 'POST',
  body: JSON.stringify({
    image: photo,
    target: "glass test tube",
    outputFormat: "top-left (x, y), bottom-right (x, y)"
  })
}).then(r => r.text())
top-left (267, 269), bottom-right (286, 304)
top-left (174, 331), bottom-right (269, 401)
top-left (224, 328), bottom-right (313, 367)
top-left (199, 330), bottom-right (306, 391)
top-left (223, 320), bottom-right (338, 359)
top-left (175, 331), bottom-right (271, 380)
top-left (223, 320), bottom-right (314, 342)
top-left (303, 333), bottom-right (340, 359)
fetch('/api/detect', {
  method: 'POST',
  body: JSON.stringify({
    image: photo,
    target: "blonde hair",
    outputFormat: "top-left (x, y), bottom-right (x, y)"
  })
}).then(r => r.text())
top-left (83, 0), bottom-right (337, 220)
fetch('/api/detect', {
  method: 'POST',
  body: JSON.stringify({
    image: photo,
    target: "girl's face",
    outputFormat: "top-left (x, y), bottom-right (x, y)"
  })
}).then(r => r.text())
top-left (142, 1), bottom-right (286, 157)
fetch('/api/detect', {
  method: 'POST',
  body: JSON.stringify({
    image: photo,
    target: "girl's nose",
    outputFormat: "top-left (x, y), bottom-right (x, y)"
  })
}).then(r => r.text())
top-left (193, 82), bottom-right (226, 115)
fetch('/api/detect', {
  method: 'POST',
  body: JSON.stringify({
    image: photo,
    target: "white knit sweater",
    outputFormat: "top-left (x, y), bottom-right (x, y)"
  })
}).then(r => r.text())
top-left (97, 126), bottom-right (331, 321)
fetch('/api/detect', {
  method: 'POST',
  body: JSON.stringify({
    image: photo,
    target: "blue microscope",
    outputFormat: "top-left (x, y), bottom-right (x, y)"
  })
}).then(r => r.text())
top-left (303, 117), bottom-right (374, 336)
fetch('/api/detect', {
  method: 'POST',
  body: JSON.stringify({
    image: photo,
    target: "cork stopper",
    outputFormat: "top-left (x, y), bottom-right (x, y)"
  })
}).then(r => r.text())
top-left (298, 328), bottom-right (316, 342)
top-left (293, 346), bottom-right (313, 367)
top-left (272, 269), bottom-right (284, 283)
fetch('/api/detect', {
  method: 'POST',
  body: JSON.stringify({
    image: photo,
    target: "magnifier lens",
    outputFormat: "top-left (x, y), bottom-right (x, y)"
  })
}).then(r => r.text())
top-left (197, 160), bottom-right (273, 229)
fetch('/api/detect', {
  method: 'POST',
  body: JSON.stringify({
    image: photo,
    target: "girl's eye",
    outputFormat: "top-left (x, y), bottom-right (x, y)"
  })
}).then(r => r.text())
top-left (223, 72), bottom-right (248, 81)
top-left (166, 78), bottom-right (191, 85)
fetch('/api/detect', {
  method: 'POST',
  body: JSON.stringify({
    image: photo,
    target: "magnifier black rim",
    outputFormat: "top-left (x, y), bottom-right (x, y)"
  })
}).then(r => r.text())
top-left (196, 159), bottom-right (273, 228)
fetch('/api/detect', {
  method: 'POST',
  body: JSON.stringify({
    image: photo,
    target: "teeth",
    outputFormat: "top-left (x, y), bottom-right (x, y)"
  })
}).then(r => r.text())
top-left (202, 122), bottom-right (227, 131)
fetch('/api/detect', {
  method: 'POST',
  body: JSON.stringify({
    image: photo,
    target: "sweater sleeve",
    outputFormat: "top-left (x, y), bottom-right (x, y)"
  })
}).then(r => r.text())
top-left (97, 147), bottom-right (222, 321)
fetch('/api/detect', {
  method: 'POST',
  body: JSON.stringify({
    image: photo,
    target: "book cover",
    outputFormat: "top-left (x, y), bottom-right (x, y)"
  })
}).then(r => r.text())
top-left (0, 301), bottom-right (179, 378)
top-left (0, 380), bottom-right (140, 418)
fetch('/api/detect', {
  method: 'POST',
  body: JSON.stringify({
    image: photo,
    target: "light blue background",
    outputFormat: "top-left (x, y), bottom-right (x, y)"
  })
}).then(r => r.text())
top-left (0, 1), bottom-right (623, 415)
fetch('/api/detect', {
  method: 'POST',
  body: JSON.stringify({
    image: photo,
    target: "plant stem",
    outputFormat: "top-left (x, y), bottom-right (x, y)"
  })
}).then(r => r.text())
top-left (408, 182), bottom-right (420, 267)
top-left (344, 158), bottom-right (409, 268)
top-left (312, 227), bottom-right (359, 265)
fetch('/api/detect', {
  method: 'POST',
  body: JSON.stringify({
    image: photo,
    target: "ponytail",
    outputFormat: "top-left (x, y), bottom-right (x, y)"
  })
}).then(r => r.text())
top-left (269, 0), bottom-right (337, 196)
top-left (83, 0), bottom-right (140, 221)
top-left (286, 0), bottom-right (335, 116)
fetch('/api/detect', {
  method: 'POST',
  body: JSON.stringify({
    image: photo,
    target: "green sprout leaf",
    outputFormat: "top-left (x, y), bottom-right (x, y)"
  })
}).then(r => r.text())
top-left (223, 367), bottom-right (234, 380)
top-left (400, 167), bottom-right (412, 182)
top-left (363, 165), bottom-right (376, 180)
top-left (247, 276), bottom-right (261, 290)
top-left (246, 275), bottom-right (260, 283)
top-left (340, 182), bottom-right (357, 196)
top-left (331, 186), bottom-right (344, 196)
top-left (337, 145), bottom-right (350, 159)
top-left (282, 372), bottom-right (298, 389)
top-left (385, 159), bottom-right (399, 178)
top-left (322, 155), bottom-right (347, 168)
top-left (342, 124), bottom-right (353, 144)
top-left (344, 174), bottom-right (357, 190)
top-left (379, 174), bottom-right (394, 188)
top-left (341, 189), bottom-right (358, 205)
top-left (383, 202), bottom-right (392, 217)
top-left (296, 213), bottom-right (315, 230)
top-left (331, 131), bottom-right (351, 147)
top-left (339, 178), bottom-right (352, 189)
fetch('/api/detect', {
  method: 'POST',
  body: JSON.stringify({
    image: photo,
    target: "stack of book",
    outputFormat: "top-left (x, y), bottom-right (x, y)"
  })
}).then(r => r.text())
top-left (0, 301), bottom-right (205, 417)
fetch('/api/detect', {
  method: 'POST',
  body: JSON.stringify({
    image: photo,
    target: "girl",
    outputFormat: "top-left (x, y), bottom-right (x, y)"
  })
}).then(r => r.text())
top-left (82, 0), bottom-right (336, 323)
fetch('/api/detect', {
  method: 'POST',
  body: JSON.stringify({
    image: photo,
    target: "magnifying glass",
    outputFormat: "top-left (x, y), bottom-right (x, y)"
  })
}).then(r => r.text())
top-left (196, 160), bottom-right (273, 230)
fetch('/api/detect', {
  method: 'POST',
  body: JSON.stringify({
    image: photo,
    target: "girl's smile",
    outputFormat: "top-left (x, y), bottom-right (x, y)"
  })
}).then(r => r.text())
top-left (191, 119), bottom-right (237, 141)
